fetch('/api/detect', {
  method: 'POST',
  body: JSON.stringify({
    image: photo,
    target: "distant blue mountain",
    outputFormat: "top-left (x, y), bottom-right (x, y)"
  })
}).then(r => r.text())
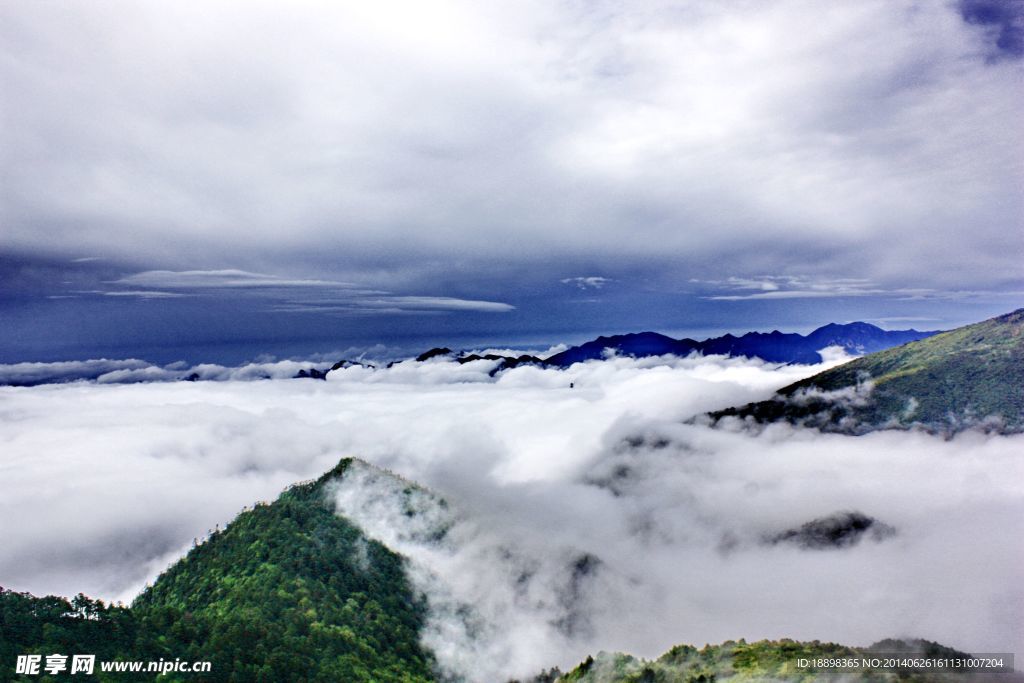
top-left (543, 322), bottom-right (939, 367)
top-left (542, 332), bottom-right (699, 366)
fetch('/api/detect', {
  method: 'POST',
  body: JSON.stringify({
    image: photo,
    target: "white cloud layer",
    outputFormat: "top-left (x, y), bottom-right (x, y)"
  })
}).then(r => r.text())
top-left (0, 354), bottom-right (1020, 680)
top-left (0, 358), bottom-right (339, 386)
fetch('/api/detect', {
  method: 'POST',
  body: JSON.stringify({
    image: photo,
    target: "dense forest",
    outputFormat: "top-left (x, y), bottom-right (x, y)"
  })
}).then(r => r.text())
top-left (2, 459), bottom-right (433, 682)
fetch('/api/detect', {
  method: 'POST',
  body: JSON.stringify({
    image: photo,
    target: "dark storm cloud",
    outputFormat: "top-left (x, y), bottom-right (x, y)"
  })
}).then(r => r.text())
top-left (0, 0), bottom-right (1020, 307)
top-left (960, 0), bottom-right (1024, 58)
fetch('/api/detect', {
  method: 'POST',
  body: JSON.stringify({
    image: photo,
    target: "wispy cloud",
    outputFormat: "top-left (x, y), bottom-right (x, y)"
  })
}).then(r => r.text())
top-left (561, 276), bottom-right (611, 290)
top-left (55, 289), bottom-right (189, 300)
top-left (894, 289), bottom-right (1024, 302)
top-left (104, 269), bottom-right (514, 314)
top-left (100, 290), bottom-right (188, 299)
top-left (693, 276), bottom-right (1024, 303)
top-left (273, 296), bottom-right (515, 315)
top-left (697, 276), bottom-right (884, 301)
top-left (376, 296), bottom-right (514, 312)
top-left (866, 316), bottom-right (942, 325)
top-left (113, 270), bottom-right (350, 289)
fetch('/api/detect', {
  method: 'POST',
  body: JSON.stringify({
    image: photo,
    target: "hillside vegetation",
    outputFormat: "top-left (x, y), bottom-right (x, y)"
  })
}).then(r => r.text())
top-left (711, 308), bottom-right (1024, 435)
top-left (2, 459), bottom-right (434, 682)
top-left (556, 638), bottom-right (1011, 683)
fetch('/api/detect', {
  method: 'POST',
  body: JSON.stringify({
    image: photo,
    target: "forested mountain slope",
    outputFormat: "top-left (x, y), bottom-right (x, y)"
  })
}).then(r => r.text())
top-left (710, 308), bottom-right (1024, 435)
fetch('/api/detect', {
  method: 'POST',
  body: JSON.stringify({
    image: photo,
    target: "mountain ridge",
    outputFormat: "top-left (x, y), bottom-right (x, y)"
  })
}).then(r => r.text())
top-left (0, 321), bottom-right (940, 387)
top-left (709, 308), bottom-right (1024, 435)
top-left (541, 321), bottom-right (938, 367)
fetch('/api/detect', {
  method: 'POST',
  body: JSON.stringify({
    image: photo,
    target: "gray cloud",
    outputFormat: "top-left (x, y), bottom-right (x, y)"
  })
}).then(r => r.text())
top-left (1, 1), bottom-right (1020, 298)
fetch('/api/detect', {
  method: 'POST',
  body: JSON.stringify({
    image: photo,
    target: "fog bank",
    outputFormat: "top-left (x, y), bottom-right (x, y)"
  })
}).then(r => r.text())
top-left (0, 353), bottom-right (1020, 680)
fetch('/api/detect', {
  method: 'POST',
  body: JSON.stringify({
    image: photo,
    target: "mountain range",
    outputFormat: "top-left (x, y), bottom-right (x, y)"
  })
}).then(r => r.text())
top-left (0, 321), bottom-right (939, 387)
top-left (540, 322), bottom-right (937, 367)
top-left (393, 321), bottom-right (938, 377)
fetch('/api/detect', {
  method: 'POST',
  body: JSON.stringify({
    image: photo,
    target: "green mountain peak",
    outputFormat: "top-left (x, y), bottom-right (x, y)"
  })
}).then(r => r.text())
top-left (129, 457), bottom-right (435, 682)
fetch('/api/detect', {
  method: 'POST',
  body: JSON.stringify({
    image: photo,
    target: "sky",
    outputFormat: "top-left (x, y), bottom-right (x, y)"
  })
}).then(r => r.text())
top-left (1, 0), bottom-right (1023, 363)
top-left (2, 354), bottom-right (1021, 679)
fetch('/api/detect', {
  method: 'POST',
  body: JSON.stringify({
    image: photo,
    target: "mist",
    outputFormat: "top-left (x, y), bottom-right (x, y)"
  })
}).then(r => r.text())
top-left (0, 353), bottom-right (1020, 680)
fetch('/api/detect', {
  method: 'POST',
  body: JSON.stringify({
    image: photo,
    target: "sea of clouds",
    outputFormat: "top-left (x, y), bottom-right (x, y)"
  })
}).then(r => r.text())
top-left (1, 352), bottom-right (1021, 680)
top-left (0, 357), bottom-right (352, 386)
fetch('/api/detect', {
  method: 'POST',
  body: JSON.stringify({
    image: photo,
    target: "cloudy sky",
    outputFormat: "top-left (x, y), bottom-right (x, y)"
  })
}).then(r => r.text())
top-left (2, 0), bottom-right (1022, 362)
